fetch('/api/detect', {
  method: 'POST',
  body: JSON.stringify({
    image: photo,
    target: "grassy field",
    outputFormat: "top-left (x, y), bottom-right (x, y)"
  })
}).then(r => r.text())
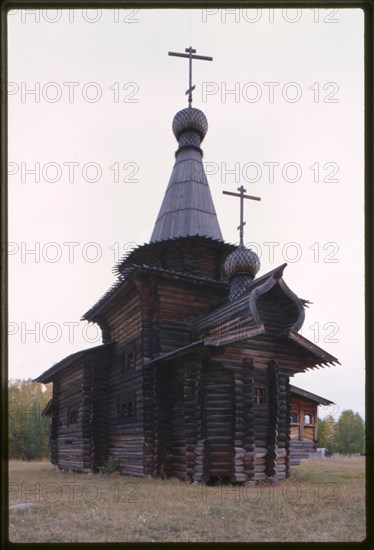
top-left (8, 456), bottom-right (365, 543)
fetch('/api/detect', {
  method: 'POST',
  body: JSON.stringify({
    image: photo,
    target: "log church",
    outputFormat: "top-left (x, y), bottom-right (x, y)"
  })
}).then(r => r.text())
top-left (37, 48), bottom-right (338, 483)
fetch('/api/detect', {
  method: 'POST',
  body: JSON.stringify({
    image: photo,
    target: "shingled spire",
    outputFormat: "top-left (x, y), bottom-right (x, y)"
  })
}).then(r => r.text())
top-left (150, 48), bottom-right (222, 243)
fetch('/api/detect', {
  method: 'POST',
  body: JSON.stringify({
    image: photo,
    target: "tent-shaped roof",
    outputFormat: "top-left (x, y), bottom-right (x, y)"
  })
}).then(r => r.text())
top-left (150, 107), bottom-right (223, 243)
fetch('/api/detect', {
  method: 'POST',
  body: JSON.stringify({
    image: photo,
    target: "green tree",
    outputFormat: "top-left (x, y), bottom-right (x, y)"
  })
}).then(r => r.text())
top-left (334, 409), bottom-right (365, 455)
top-left (318, 415), bottom-right (336, 456)
top-left (8, 378), bottom-right (52, 460)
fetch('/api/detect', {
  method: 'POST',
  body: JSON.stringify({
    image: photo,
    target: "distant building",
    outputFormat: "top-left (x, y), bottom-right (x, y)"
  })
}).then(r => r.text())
top-left (289, 386), bottom-right (334, 463)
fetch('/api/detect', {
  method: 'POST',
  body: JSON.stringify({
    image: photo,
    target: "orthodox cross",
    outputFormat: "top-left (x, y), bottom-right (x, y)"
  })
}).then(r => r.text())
top-left (223, 185), bottom-right (261, 246)
top-left (168, 47), bottom-right (213, 108)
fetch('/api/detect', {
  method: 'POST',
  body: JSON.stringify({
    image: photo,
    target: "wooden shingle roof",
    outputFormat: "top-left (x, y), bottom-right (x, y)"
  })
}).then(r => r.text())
top-left (150, 106), bottom-right (223, 243)
top-left (150, 148), bottom-right (223, 242)
top-left (290, 385), bottom-right (334, 406)
top-left (34, 343), bottom-right (115, 383)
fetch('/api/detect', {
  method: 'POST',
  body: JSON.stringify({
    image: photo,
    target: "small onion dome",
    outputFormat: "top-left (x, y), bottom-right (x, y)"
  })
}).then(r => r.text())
top-left (224, 244), bottom-right (261, 280)
top-left (172, 107), bottom-right (208, 142)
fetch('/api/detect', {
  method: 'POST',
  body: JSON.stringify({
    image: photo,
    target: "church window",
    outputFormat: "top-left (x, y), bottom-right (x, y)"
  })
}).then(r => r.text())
top-left (67, 407), bottom-right (78, 425)
top-left (304, 414), bottom-right (313, 425)
top-left (122, 347), bottom-right (136, 374)
top-left (290, 412), bottom-right (298, 423)
top-left (177, 383), bottom-right (185, 402)
top-left (117, 395), bottom-right (137, 423)
top-left (255, 387), bottom-right (267, 405)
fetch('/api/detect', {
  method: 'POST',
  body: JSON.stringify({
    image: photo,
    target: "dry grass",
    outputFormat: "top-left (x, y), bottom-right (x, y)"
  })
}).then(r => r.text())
top-left (8, 456), bottom-right (365, 543)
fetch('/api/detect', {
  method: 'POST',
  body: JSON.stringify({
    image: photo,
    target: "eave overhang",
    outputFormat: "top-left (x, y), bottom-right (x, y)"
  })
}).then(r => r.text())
top-left (288, 330), bottom-right (340, 367)
top-left (290, 384), bottom-right (335, 406)
top-left (34, 343), bottom-right (115, 384)
top-left (145, 324), bottom-right (338, 370)
top-left (145, 340), bottom-right (218, 366)
top-left (113, 236), bottom-right (234, 276)
top-left (83, 264), bottom-right (228, 322)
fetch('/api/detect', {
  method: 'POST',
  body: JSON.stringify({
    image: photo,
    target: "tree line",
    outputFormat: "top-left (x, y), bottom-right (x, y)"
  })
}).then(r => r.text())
top-left (318, 410), bottom-right (365, 456)
top-left (8, 378), bottom-right (52, 460)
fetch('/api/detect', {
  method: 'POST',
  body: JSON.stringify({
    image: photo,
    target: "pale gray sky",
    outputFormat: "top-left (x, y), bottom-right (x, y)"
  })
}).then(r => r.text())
top-left (8, 8), bottom-right (364, 419)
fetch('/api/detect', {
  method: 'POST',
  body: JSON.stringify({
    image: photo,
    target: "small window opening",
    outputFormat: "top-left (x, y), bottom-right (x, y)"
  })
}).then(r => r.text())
top-left (255, 387), bottom-right (267, 405)
top-left (122, 348), bottom-right (136, 373)
top-left (67, 408), bottom-right (78, 425)
top-left (177, 383), bottom-right (185, 402)
top-left (117, 396), bottom-right (137, 422)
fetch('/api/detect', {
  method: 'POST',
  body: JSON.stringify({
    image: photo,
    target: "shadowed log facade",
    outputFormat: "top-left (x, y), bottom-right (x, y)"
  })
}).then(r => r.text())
top-left (37, 101), bottom-right (338, 483)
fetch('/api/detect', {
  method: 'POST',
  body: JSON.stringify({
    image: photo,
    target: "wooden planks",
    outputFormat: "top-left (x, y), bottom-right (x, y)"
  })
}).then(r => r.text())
top-left (203, 362), bottom-right (235, 481)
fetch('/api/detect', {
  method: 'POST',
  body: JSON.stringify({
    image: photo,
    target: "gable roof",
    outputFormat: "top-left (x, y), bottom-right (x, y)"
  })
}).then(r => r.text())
top-left (290, 385), bottom-right (334, 406)
top-left (34, 343), bottom-right (115, 384)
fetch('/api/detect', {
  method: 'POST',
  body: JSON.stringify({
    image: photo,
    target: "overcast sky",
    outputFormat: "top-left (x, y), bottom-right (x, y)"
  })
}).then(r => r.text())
top-left (8, 8), bottom-right (364, 420)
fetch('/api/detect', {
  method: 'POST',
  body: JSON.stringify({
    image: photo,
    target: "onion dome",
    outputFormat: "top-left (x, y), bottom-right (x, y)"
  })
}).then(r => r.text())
top-left (172, 107), bottom-right (208, 150)
top-left (224, 245), bottom-right (260, 279)
top-left (224, 245), bottom-right (260, 301)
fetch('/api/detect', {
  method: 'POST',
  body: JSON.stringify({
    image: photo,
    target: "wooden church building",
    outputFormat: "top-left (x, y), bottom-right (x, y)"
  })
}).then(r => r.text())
top-left (37, 49), bottom-right (338, 483)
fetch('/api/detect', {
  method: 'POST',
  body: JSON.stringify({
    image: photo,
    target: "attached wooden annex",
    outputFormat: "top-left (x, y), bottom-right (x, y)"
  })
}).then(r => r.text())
top-left (289, 385), bottom-right (334, 465)
top-left (37, 96), bottom-right (338, 484)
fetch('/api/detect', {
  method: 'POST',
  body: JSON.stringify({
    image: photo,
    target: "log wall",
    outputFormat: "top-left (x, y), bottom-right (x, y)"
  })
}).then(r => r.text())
top-left (266, 361), bottom-right (279, 479)
top-left (242, 358), bottom-right (256, 482)
top-left (99, 285), bottom-right (145, 476)
top-left (47, 241), bottom-right (322, 481)
top-left (55, 361), bottom-right (86, 471)
top-left (50, 381), bottom-right (59, 465)
top-left (86, 352), bottom-right (111, 470)
top-left (145, 341), bottom-right (308, 484)
top-left (203, 362), bottom-right (235, 482)
top-left (156, 279), bottom-right (225, 354)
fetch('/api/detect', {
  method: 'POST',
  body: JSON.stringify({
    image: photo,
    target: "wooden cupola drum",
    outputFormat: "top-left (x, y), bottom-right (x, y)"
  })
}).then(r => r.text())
top-left (36, 48), bottom-right (339, 483)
